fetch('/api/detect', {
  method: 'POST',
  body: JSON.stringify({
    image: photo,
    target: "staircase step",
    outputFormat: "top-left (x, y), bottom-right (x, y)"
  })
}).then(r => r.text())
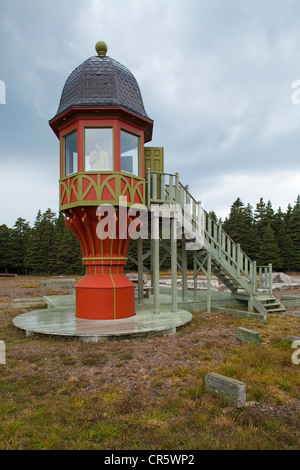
top-left (255, 294), bottom-right (277, 301)
top-left (262, 303), bottom-right (281, 308)
top-left (185, 242), bottom-right (202, 250)
top-left (264, 305), bottom-right (285, 311)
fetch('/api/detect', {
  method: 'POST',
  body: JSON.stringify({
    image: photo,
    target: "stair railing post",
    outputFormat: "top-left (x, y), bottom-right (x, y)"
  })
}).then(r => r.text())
top-left (169, 175), bottom-right (174, 202)
top-left (152, 173), bottom-right (157, 201)
top-left (264, 267), bottom-right (268, 289)
top-left (237, 244), bottom-right (241, 278)
top-left (269, 263), bottom-right (273, 294)
top-left (193, 254), bottom-right (198, 302)
top-left (252, 261), bottom-right (257, 294)
top-left (259, 267), bottom-right (263, 289)
top-left (218, 223), bottom-right (222, 259)
top-left (147, 169), bottom-right (151, 209)
top-left (175, 172), bottom-right (179, 204)
top-left (161, 173), bottom-right (165, 202)
top-left (185, 185), bottom-right (189, 205)
top-left (197, 201), bottom-right (201, 232)
top-left (193, 200), bottom-right (197, 224)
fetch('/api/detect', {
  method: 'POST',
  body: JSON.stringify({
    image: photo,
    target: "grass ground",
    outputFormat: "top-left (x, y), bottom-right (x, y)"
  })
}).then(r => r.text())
top-left (0, 275), bottom-right (299, 450)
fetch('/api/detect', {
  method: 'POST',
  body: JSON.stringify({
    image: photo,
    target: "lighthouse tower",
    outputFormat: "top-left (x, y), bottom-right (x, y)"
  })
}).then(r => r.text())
top-left (49, 41), bottom-right (153, 320)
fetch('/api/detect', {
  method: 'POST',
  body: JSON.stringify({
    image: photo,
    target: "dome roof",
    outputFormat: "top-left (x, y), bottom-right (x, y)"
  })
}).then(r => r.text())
top-left (53, 49), bottom-right (152, 122)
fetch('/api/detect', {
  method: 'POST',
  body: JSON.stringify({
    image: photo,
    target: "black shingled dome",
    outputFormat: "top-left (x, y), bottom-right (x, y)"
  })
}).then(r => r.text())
top-left (53, 54), bottom-right (151, 121)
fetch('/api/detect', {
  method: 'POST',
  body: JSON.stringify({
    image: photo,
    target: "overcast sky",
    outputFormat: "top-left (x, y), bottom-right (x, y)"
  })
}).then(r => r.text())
top-left (1, 0), bottom-right (300, 227)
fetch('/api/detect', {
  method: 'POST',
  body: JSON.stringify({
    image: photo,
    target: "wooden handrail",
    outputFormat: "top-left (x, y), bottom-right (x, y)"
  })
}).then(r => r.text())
top-left (147, 171), bottom-right (272, 293)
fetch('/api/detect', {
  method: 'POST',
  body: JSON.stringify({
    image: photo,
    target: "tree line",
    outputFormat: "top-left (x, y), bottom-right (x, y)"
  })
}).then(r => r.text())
top-left (0, 209), bottom-right (84, 275)
top-left (1, 195), bottom-right (300, 275)
top-left (220, 195), bottom-right (300, 271)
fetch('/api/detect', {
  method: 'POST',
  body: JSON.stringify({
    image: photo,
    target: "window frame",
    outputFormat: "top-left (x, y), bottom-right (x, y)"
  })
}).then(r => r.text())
top-left (62, 128), bottom-right (78, 177)
top-left (120, 128), bottom-right (141, 177)
top-left (83, 126), bottom-right (114, 172)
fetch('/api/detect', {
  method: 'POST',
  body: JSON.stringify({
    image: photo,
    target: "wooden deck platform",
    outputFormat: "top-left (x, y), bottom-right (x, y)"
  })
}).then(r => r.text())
top-left (13, 293), bottom-right (193, 342)
top-left (12, 286), bottom-right (247, 342)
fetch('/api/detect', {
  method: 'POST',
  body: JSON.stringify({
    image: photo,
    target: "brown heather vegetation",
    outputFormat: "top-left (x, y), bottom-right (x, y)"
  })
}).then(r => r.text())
top-left (0, 276), bottom-right (299, 450)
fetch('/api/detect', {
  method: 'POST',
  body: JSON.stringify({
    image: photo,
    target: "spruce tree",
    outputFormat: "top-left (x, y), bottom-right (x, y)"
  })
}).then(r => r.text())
top-left (0, 225), bottom-right (13, 273)
top-left (281, 234), bottom-right (297, 272)
top-left (287, 196), bottom-right (300, 270)
top-left (222, 198), bottom-right (249, 250)
top-left (56, 228), bottom-right (84, 275)
top-left (254, 197), bottom-right (272, 237)
top-left (10, 217), bottom-right (31, 274)
top-left (25, 209), bottom-right (57, 274)
top-left (289, 196), bottom-right (300, 250)
top-left (48, 211), bottom-right (67, 274)
top-left (257, 223), bottom-right (282, 270)
top-left (25, 210), bottom-right (43, 273)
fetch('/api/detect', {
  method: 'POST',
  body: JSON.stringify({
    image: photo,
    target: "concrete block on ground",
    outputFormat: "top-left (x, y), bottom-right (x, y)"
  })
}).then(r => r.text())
top-left (237, 327), bottom-right (260, 344)
top-left (205, 372), bottom-right (246, 408)
top-left (39, 278), bottom-right (75, 285)
top-left (45, 284), bottom-right (73, 289)
top-left (281, 336), bottom-right (300, 342)
top-left (0, 341), bottom-right (5, 364)
top-left (213, 306), bottom-right (267, 323)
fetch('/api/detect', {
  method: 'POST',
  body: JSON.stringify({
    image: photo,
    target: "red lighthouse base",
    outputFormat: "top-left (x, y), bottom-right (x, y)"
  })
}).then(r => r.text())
top-left (76, 273), bottom-right (135, 320)
top-left (64, 206), bottom-right (137, 320)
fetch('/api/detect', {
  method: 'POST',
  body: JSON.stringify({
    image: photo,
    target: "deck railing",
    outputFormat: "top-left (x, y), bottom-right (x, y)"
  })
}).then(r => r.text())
top-left (147, 170), bottom-right (272, 295)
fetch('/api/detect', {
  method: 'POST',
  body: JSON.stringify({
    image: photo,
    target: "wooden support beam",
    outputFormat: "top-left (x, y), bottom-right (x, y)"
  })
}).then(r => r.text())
top-left (137, 237), bottom-right (144, 305)
top-left (252, 261), bottom-right (257, 294)
top-left (193, 254), bottom-right (198, 303)
top-left (237, 244), bottom-right (241, 278)
top-left (152, 214), bottom-right (160, 314)
top-left (269, 264), bottom-right (273, 294)
top-left (182, 241), bottom-right (188, 302)
top-left (207, 254), bottom-right (211, 313)
top-left (171, 217), bottom-right (177, 312)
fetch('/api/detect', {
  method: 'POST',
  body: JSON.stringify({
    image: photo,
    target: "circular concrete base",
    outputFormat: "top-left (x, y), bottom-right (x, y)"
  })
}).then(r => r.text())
top-left (13, 307), bottom-right (192, 342)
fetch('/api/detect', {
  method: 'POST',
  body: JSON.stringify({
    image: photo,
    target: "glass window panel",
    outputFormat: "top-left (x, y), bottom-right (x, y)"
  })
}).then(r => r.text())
top-left (85, 128), bottom-right (113, 171)
top-left (64, 131), bottom-right (78, 176)
top-left (121, 130), bottom-right (139, 176)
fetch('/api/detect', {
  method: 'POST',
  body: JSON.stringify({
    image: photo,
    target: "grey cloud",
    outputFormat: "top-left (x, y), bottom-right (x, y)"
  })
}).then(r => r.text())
top-left (1, 0), bottom-right (300, 226)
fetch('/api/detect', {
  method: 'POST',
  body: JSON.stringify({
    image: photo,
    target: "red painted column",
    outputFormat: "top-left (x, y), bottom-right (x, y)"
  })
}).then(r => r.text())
top-left (65, 206), bottom-right (135, 320)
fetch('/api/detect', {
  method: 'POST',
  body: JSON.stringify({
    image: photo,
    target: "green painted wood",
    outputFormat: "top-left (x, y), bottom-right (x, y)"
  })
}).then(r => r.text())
top-left (147, 170), bottom-right (285, 316)
top-left (144, 147), bottom-right (164, 174)
top-left (171, 217), bottom-right (177, 312)
top-left (182, 242), bottom-right (188, 302)
top-left (137, 237), bottom-right (144, 305)
top-left (205, 372), bottom-right (246, 408)
top-left (153, 214), bottom-right (160, 314)
top-left (207, 254), bottom-right (212, 313)
top-left (237, 327), bottom-right (260, 344)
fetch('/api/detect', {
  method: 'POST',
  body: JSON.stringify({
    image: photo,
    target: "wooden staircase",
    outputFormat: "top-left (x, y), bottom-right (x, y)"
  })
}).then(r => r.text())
top-left (147, 170), bottom-right (285, 315)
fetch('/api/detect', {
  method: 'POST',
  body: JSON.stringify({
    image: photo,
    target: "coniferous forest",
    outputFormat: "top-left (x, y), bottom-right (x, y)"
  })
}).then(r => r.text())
top-left (1, 195), bottom-right (300, 275)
